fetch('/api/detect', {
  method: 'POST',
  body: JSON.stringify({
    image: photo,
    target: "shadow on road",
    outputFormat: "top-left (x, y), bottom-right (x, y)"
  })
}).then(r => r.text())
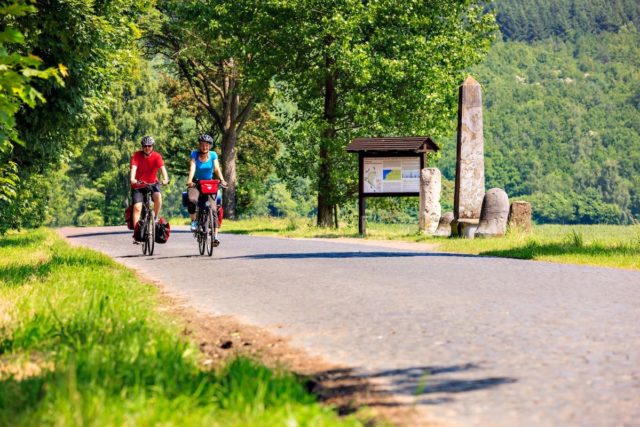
top-left (116, 253), bottom-right (207, 259)
top-left (310, 363), bottom-right (517, 413)
top-left (222, 251), bottom-right (480, 260)
top-left (225, 228), bottom-right (285, 235)
top-left (65, 230), bottom-right (132, 238)
top-left (369, 364), bottom-right (516, 405)
top-left (65, 229), bottom-right (193, 239)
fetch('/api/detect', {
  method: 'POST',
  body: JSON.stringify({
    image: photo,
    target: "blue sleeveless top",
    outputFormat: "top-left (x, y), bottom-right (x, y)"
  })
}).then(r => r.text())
top-left (190, 150), bottom-right (218, 180)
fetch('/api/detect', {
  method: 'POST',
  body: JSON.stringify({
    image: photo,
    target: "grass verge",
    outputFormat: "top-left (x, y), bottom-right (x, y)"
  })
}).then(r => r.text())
top-left (0, 228), bottom-right (367, 426)
top-left (222, 217), bottom-right (640, 270)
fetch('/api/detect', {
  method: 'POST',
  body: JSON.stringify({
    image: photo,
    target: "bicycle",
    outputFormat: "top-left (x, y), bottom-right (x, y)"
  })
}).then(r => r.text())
top-left (190, 179), bottom-right (223, 256)
top-left (133, 181), bottom-right (161, 256)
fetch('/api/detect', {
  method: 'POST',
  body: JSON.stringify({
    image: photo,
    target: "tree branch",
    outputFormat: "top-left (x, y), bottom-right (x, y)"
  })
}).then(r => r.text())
top-left (178, 59), bottom-right (223, 131)
top-left (235, 97), bottom-right (256, 135)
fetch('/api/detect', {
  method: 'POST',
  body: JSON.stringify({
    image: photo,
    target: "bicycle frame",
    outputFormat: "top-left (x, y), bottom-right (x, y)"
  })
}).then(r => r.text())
top-left (192, 182), bottom-right (219, 256)
top-left (136, 184), bottom-right (156, 256)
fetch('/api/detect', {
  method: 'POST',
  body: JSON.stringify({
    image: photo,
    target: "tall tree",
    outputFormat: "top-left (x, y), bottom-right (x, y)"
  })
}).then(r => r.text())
top-left (145, 0), bottom-right (285, 219)
top-left (271, 0), bottom-right (497, 226)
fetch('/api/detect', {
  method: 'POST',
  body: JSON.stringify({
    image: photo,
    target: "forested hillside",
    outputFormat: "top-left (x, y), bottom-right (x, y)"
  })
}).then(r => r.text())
top-left (437, 0), bottom-right (640, 224)
top-left (492, 0), bottom-right (640, 42)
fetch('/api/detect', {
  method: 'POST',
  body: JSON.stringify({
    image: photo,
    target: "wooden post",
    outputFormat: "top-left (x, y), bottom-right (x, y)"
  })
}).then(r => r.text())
top-left (358, 152), bottom-right (366, 236)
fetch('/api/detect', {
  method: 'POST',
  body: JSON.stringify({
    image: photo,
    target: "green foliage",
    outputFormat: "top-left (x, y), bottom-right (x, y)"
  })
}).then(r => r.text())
top-left (436, 25), bottom-right (640, 224)
top-left (239, 175), bottom-right (315, 219)
top-left (76, 210), bottom-right (105, 227)
top-left (146, 0), bottom-right (290, 218)
top-left (1, 0), bottom-right (152, 232)
top-left (0, 1), bottom-right (62, 234)
top-left (235, 107), bottom-right (283, 217)
top-left (0, 229), bottom-right (365, 426)
top-left (12, 0), bottom-right (152, 167)
top-left (0, 1), bottom-right (62, 145)
top-left (366, 198), bottom-right (419, 224)
top-left (73, 188), bottom-right (106, 226)
top-left (493, 0), bottom-right (640, 42)
top-left (0, 173), bottom-right (50, 230)
top-left (65, 60), bottom-right (186, 226)
top-left (247, 0), bottom-right (497, 225)
top-left (10, 1), bottom-right (639, 228)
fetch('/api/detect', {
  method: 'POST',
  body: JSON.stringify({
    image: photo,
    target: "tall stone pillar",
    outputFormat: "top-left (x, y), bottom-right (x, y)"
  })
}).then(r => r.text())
top-left (452, 76), bottom-right (485, 237)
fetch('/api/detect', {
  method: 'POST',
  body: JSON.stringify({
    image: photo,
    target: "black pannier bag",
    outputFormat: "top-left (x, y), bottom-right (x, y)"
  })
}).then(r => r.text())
top-left (155, 218), bottom-right (170, 244)
top-left (133, 217), bottom-right (146, 242)
top-left (125, 205), bottom-right (134, 230)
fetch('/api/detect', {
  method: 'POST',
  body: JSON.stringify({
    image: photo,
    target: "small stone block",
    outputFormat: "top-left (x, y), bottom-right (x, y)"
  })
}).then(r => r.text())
top-left (508, 201), bottom-right (532, 232)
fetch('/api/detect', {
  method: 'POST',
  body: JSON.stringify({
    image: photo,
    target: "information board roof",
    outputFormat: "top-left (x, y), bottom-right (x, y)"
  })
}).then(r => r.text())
top-left (346, 137), bottom-right (439, 153)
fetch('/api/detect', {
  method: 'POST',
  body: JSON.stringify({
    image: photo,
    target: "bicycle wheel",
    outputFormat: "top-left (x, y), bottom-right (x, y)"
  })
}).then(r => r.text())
top-left (142, 223), bottom-right (149, 255)
top-left (141, 212), bottom-right (149, 255)
top-left (142, 212), bottom-right (155, 256)
top-left (206, 208), bottom-right (215, 256)
top-left (147, 212), bottom-right (155, 255)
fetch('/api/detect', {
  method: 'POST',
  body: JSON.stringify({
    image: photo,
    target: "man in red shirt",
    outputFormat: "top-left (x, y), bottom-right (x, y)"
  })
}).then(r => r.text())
top-left (130, 136), bottom-right (169, 235)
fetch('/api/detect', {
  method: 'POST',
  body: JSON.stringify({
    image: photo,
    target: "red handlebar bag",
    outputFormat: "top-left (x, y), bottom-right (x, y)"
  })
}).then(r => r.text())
top-left (199, 180), bottom-right (218, 194)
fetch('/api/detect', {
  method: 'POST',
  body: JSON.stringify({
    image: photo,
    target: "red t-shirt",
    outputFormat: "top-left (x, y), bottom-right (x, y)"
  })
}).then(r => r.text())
top-left (131, 151), bottom-right (164, 187)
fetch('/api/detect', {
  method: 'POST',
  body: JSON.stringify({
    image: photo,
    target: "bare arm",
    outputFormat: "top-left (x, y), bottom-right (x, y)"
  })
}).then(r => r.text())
top-left (130, 165), bottom-right (138, 185)
top-left (160, 166), bottom-right (169, 185)
top-left (214, 159), bottom-right (227, 186)
top-left (187, 159), bottom-right (196, 187)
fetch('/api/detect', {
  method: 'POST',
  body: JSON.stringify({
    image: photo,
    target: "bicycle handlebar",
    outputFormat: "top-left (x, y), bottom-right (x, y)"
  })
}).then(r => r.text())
top-left (187, 179), bottom-right (227, 189)
top-left (132, 180), bottom-right (168, 189)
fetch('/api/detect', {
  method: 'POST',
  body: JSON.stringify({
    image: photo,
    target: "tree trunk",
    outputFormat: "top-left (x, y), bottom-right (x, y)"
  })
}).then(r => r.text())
top-left (221, 129), bottom-right (237, 219)
top-left (317, 141), bottom-right (333, 227)
top-left (317, 61), bottom-right (338, 228)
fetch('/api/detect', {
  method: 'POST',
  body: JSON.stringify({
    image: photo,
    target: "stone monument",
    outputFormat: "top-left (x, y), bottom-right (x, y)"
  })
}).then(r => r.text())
top-left (419, 168), bottom-right (441, 234)
top-left (475, 188), bottom-right (510, 237)
top-left (452, 76), bottom-right (485, 238)
top-left (433, 212), bottom-right (454, 237)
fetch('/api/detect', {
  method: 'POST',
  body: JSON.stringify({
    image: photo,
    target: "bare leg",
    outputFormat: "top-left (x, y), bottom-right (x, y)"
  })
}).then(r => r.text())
top-left (152, 192), bottom-right (162, 219)
top-left (132, 202), bottom-right (142, 229)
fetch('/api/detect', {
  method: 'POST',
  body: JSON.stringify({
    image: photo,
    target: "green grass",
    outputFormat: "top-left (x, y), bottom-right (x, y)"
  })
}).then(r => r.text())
top-left (0, 229), bottom-right (367, 426)
top-left (222, 217), bottom-right (640, 270)
top-left (222, 216), bottom-right (420, 240)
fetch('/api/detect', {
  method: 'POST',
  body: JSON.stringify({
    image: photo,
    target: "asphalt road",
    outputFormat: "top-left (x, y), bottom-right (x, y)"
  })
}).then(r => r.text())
top-left (59, 226), bottom-right (640, 427)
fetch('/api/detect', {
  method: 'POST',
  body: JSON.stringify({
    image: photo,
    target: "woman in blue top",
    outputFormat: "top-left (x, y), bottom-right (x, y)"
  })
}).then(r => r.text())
top-left (186, 134), bottom-right (227, 242)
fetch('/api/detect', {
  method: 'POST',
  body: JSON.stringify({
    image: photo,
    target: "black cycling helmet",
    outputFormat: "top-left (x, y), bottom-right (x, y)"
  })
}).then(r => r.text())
top-left (141, 135), bottom-right (155, 146)
top-left (198, 134), bottom-right (214, 144)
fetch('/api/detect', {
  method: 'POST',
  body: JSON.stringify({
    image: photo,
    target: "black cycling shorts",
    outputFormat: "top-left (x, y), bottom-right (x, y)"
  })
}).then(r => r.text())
top-left (131, 183), bottom-right (160, 204)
